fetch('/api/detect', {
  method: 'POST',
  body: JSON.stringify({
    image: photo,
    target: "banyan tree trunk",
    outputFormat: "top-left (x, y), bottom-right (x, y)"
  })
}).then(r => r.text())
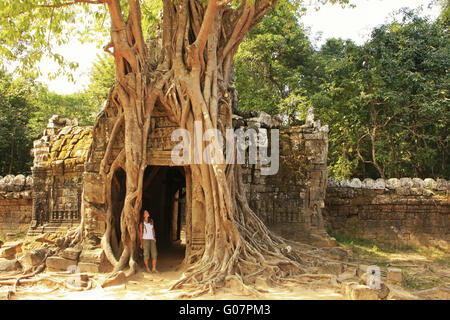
top-left (82, 0), bottom-right (325, 295)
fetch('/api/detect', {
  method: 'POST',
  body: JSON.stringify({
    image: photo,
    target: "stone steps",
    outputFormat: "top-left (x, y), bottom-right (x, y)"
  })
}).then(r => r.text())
top-left (27, 222), bottom-right (78, 236)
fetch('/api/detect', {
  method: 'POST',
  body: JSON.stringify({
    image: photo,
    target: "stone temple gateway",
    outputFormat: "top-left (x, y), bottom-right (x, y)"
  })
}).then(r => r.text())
top-left (27, 108), bottom-right (331, 271)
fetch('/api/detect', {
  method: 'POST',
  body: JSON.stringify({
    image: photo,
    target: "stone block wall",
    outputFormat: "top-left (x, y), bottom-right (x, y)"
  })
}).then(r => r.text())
top-left (324, 177), bottom-right (450, 247)
top-left (0, 175), bottom-right (33, 234)
top-left (238, 110), bottom-right (333, 245)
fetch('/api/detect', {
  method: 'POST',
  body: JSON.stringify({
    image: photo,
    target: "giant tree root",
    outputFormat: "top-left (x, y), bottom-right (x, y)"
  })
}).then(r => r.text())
top-left (2, 251), bottom-right (95, 299)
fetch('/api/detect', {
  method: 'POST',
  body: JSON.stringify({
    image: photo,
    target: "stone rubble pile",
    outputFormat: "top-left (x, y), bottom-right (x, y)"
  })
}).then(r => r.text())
top-left (0, 175), bottom-right (33, 198)
top-left (328, 177), bottom-right (449, 192)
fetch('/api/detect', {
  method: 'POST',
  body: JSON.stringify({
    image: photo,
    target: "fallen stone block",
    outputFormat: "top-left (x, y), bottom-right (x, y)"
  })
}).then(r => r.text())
top-left (0, 258), bottom-right (20, 271)
top-left (79, 248), bottom-right (105, 264)
top-left (0, 241), bottom-right (23, 259)
top-left (61, 248), bottom-right (82, 261)
top-left (318, 262), bottom-right (344, 275)
top-left (342, 282), bottom-right (379, 300)
top-left (349, 284), bottom-right (380, 300)
top-left (46, 256), bottom-right (77, 271)
top-left (19, 249), bottom-right (47, 272)
top-left (78, 262), bottom-right (99, 273)
top-left (387, 268), bottom-right (403, 284)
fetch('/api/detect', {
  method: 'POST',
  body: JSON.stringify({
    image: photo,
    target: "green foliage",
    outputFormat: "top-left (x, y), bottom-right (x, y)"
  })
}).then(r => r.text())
top-left (313, 9), bottom-right (449, 179)
top-left (234, 3), bottom-right (316, 119)
top-left (28, 87), bottom-right (98, 139)
top-left (83, 53), bottom-right (115, 111)
top-left (0, 0), bottom-right (110, 80)
top-left (0, 71), bottom-right (38, 175)
top-left (0, 70), bottom-right (99, 175)
top-left (235, 5), bottom-right (449, 179)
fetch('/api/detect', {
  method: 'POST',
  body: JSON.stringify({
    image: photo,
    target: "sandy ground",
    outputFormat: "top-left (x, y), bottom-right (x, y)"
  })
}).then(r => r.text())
top-left (2, 234), bottom-right (448, 300)
top-left (0, 243), bottom-right (343, 300)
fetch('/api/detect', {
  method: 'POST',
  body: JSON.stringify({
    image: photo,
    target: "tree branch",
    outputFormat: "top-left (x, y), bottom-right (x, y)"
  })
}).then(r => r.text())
top-left (193, 0), bottom-right (218, 65)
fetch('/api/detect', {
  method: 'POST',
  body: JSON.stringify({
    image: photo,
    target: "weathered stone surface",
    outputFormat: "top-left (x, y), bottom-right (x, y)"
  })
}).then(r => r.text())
top-left (412, 178), bottom-right (424, 188)
top-left (246, 111), bottom-right (282, 129)
top-left (374, 179), bottom-right (386, 189)
top-left (342, 281), bottom-right (379, 300)
top-left (327, 178), bottom-right (340, 188)
top-left (12, 175), bottom-right (26, 192)
top-left (317, 262), bottom-right (344, 275)
top-left (386, 178), bottom-right (401, 189)
top-left (83, 173), bottom-right (105, 204)
top-left (325, 178), bottom-right (449, 247)
top-left (61, 248), bottom-right (81, 261)
top-left (78, 248), bottom-right (112, 272)
top-left (423, 178), bottom-right (437, 189)
top-left (0, 258), bottom-right (20, 271)
top-left (46, 256), bottom-right (77, 271)
top-left (0, 175), bottom-right (33, 235)
top-left (0, 242), bottom-right (23, 259)
top-left (79, 248), bottom-right (105, 264)
top-left (19, 249), bottom-right (47, 271)
top-left (400, 178), bottom-right (414, 188)
top-left (349, 178), bottom-right (362, 188)
top-left (25, 176), bottom-right (33, 188)
top-left (362, 178), bottom-right (375, 189)
top-left (242, 115), bottom-right (329, 244)
top-left (387, 268), bottom-right (403, 284)
top-left (78, 262), bottom-right (101, 273)
top-left (346, 283), bottom-right (379, 300)
top-left (436, 178), bottom-right (448, 191)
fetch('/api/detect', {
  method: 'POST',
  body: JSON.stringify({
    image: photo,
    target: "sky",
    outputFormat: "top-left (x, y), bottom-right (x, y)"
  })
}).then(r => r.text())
top-left (37, 0), bottom-right (442, 95)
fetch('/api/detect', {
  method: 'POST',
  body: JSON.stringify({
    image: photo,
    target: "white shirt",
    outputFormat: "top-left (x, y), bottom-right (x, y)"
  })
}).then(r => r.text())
top-left (142, 221), bottom-right (155, 240)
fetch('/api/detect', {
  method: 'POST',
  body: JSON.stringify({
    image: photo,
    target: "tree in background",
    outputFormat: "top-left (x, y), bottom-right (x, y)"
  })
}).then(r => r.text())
top-left (234, 3), bottom-right (315, 120)
top-left (0, 71), bottom-right (102, 175)
top-left (83, 53), bottom-right (115, 111)
top-left (235, 5), bottom-right (449, 180)
top-left (311, 9), bottom-right (449, 179)
top-left (0, 71), bottom-right (37, 175)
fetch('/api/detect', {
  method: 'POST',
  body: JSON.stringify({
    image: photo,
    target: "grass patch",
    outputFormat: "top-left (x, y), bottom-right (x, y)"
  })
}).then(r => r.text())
top-left (328, 231), bottom-right (449, 265)
top-left (403, 272), bottom-right (447, 290)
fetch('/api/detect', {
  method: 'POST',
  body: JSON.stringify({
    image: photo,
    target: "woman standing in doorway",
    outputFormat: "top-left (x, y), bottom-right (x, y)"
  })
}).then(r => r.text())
top-left (139, 210), bottom-right (158, 273)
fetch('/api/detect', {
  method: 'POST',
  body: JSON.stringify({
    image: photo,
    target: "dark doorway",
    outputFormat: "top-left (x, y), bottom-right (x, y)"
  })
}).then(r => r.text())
top-left (140, 166), bottom-right (186, 270)
top-left (111, 167), bottom-right (126, 258)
